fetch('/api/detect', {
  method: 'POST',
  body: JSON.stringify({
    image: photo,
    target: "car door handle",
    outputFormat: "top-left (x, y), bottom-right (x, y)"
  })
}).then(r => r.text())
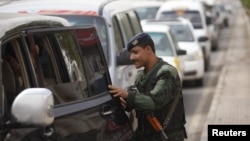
top-left (100, 105), bottom-right (116, 118)
top-left (101, 110), bottom-right (115, 116)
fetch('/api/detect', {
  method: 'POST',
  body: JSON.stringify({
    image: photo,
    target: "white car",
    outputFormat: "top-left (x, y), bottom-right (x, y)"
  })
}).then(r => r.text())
top-left (141, 23), bottom-right (187, 84)
top-left (156, 0), bottom-right (211, 71)
top-left (215, 3), bottom-right (232, 28)
top-left (141, 18), bottom-right (205, 86)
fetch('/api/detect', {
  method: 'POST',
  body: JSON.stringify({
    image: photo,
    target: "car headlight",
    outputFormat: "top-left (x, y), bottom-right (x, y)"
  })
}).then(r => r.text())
top-left (186, 51), bottom-right (203, 61)
top-left (173, 57), bottom-right (181, 70)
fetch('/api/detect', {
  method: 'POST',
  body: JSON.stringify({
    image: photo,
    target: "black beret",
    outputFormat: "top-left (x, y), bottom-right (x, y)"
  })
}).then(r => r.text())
top-left (127, 32), bottom-right (152, 51)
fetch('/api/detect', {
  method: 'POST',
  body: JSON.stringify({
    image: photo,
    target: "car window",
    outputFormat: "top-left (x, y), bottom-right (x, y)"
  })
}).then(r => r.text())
top-left (116, 13), bottom-right (134, 42)
top-left (112, 16), bottom-right (124, 55)
top-left (160, 11), bottom-right (203, 29)
top-left (147, 32), bottom-right (174, 56)
top-left (1, 26), bottom-right (132, 141)
top-left (48, 15), bottom-right (110, 65)
top-left (126, 11), bottom-right (143, 34)
top-left (168, 24), bottom-right (195, 42)
top-left (135, 6), bottom-right (160, 20)
top-left (169, 30), bottom-right (180, 51)
top-left (27, 27), bottom-right (110, 105)
top-left (2, 39), bottom-right (27, 106)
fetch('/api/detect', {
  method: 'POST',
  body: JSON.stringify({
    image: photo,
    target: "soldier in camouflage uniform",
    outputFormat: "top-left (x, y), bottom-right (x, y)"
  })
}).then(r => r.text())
top-left (108, 32), bottom-right (187, 141)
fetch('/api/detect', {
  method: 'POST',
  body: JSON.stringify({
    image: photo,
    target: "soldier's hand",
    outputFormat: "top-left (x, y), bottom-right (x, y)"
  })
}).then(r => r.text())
top-left (108, 85), bottom-right (128, 99)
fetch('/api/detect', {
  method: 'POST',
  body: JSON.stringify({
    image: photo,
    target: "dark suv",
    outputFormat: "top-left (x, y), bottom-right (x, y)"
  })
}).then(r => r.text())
top-left (0, 13), bottom-right (133, 141)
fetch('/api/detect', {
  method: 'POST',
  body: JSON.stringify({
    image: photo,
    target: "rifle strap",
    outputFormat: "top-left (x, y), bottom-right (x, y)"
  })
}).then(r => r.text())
top-left (163, 92), bottom-right (180, 129)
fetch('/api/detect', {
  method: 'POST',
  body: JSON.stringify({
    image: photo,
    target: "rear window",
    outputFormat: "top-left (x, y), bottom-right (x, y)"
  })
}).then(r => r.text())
top-left (160, 11), bottom-right (203, 29)
top-left (168, 24), bottom-right (195, 42)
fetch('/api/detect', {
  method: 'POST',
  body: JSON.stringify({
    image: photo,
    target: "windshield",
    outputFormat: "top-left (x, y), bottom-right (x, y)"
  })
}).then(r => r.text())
top-left (135, 7), bottom-right (160, 20)
top-left (160, 11), bottom-right (203, 29)
top-left (49, 15), bottom-right (109, 64)
top-left (168, 24), bottom-right (195, 42)
top-left (147, 32), bottom-right (174, 56)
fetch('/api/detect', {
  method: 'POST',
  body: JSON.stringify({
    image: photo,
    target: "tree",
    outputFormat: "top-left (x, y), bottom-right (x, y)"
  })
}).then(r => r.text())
top-left (242, 0), bottom-right (250, 15)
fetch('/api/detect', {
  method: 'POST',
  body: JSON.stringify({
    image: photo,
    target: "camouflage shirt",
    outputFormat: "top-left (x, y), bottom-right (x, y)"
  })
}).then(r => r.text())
top-left (126, 58), bottom-right (186, 141)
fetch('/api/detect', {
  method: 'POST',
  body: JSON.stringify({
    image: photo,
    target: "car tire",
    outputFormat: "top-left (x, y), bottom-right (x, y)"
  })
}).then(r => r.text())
top-left (224, 18), bottom-right (229, 27)
top-left (212, 41), bottom-right (218, 51)
top-left (204, 56), bottom-right (210, 72)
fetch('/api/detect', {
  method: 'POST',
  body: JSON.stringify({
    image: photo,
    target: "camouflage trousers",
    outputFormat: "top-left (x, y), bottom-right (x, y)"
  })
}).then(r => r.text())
top-left (166, 130), bottom-right (186, 141)
top-left (132, 129), bottom-right (186, 141)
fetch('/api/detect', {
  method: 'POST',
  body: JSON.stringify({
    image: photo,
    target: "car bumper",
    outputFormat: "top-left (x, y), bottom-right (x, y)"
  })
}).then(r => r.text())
top-left (183, 59), bottom-right (204, 80)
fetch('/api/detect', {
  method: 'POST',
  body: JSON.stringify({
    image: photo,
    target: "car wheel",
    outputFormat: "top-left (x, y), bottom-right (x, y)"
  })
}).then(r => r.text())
top-left (224, 18), bottom-right (229, 27)
top-left (204, 56), bottom-right (210, 72)
top-left (212, 40), bottom-right (218, 51)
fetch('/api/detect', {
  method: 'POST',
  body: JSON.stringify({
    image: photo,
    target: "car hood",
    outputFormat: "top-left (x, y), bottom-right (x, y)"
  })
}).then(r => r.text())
top-left (177, 42), bottom-right (202, 54)
top-left (159, 56), bottom-right (175, 64)
top-left (193, 28), bottom-right (208, 39)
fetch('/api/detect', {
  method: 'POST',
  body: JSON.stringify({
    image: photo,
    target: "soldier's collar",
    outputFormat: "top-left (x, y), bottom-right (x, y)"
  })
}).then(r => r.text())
top-left (143, 57), bottom-right (160, 74)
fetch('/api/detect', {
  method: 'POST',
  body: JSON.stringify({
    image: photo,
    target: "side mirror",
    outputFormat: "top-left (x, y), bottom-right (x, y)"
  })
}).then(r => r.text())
top-left (11, 88), bottom-right (54, 126)
top-left (177, 49), bottom-right (186, 56)
top-left (116, 48), bottom-right (134, 65)
top-left (198, 36), bottom-right (209, 42)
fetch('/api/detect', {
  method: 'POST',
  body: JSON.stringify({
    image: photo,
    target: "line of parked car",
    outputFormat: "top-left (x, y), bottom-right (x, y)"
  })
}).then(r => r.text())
top-left (0, 0), bottom-right (233, 140)
top-left (132, 0), bottom-right (232, 87)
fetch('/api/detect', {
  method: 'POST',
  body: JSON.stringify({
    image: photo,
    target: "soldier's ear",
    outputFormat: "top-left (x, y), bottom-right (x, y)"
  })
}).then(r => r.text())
top-left (145, 45), bottom-right (153, 53)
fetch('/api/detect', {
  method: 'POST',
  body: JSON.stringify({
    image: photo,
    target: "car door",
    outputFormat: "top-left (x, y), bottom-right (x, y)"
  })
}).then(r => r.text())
top-left (1, 26), bottom-right (133, 141)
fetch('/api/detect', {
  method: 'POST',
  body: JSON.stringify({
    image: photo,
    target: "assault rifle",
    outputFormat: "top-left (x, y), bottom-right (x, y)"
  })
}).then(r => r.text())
top-left (127, 85), bottom-right (181, 141)
top-left (146, 114), bottom-right (168, 141)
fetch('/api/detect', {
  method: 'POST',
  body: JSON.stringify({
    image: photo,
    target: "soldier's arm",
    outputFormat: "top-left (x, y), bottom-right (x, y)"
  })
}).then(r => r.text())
top-left (126, 66), bottom-right (179, 111)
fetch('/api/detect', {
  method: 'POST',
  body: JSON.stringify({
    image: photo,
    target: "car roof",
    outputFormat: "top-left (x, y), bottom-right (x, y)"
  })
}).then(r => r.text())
top-left (141, 23), bottom-right (170, 33)
top-left (141, 18), bottom-right (189, 26)
top-left (131, 0), bottom-right (163, 8)
top-left (0, 13), bottom-right (69, 39)
top-left (194, 0), bottom-right (215, 6)
top-left (0, 0), bottom-right (135, 16)
top-left (141, 17), bottom-right (195, 30)
top-left (0, 0), bottom-right (101, 12)
top-left (159, 0), bottom-right (204, 11)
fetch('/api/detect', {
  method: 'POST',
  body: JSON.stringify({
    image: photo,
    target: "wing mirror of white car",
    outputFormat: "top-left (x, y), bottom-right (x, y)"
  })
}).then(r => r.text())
top-left (116, 48), bottom-right (134, 65)
top-left (177, 49), bottom-right (187, 56)
top-left (11, 88), bottom-right (54, 126)
top-left (198, 36), bottom-right (209, 42)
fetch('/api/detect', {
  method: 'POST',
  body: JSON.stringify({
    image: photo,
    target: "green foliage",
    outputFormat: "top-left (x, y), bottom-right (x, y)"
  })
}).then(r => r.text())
top-left (242, 0), bottom-right (250, 9)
